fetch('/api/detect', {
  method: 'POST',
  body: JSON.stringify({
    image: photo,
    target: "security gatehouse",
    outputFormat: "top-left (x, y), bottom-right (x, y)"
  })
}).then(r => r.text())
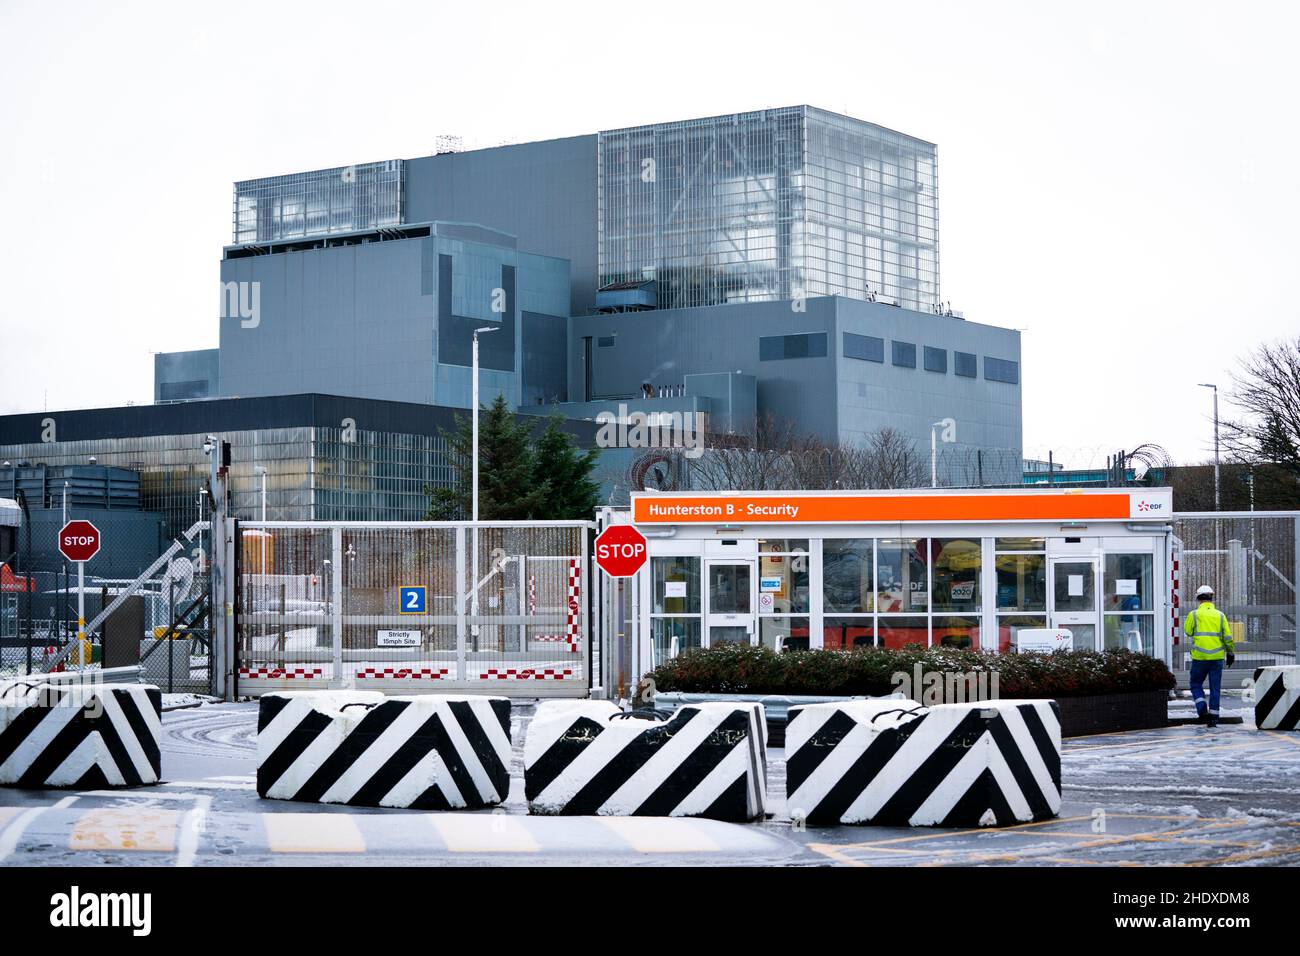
top-left (622, 488), bottom-right (1176, 675)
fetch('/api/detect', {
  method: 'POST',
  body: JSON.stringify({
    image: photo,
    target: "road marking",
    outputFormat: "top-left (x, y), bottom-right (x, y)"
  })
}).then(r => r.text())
top-left (596, 817), bottom-right (721, 853)
top-left (263, 813), bottom-right (366, 853)
top-left (163, 779), bottom-right (257, 790)
top-left (0, 796), bottom-right (78, 862)
top-left (428, 814), bottom-right (540, 853)
top-left (71, 808), bottom-right (179, 852)
top-left (176, 795), bottom-right (212, 868)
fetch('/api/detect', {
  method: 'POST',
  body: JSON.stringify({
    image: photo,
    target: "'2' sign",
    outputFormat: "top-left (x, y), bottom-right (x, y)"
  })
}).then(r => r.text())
top-left (399, 586), bottom-right (426, 614)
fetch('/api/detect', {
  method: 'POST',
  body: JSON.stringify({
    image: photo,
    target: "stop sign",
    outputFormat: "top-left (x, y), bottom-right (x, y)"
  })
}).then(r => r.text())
top-left (58, 520), bottom-right (101, 563)
top-left (594, 524), bottom-right (648, 578)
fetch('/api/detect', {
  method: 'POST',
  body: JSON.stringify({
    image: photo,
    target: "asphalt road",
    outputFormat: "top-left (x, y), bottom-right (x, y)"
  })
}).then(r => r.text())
top-left (2, 700), bottom-right (1298, 867)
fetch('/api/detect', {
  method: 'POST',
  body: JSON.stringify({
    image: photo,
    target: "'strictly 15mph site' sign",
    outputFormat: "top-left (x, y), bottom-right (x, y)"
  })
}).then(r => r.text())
top-left (594, 525), bottom-right (647, 578)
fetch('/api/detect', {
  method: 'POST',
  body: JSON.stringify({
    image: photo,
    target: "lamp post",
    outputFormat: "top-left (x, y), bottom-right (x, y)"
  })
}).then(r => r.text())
top-left (471, 326), bottom-right (499, 645)
top-left (1198, 383), bottom-right (1220, 511)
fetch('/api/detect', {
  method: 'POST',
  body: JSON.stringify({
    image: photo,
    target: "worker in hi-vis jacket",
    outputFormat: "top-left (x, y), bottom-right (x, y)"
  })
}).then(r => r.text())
top-left (1184, 585), bottom-right (1235, 727)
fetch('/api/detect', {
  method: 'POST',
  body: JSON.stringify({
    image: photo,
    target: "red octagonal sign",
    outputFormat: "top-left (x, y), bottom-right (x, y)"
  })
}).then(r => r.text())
top-left (594, 524), bottom-right (648, 578)
top-left (58, 520), bottom-right (101, 563)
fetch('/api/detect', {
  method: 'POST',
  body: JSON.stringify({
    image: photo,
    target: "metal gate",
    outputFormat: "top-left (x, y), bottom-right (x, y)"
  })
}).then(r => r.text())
top-left (1171, 511), bottom-right (1298, 681)
top-left (233, 521), bottom-right (592, 697)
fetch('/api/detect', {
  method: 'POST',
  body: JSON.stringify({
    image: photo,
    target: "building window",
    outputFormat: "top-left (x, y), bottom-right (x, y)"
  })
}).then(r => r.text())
top-left (891, 341), bottom-right (916, 368)
top-left (843, 332), bottom-right (884, 363)
top-left (597, 336), bottom-right (615, 348)
top-left (759, 332), bottom-right (828, 361)
top-left (955, 351), bottom-right (977, 378)
top-left (923, 346), bottom-right (947, 374)
top-left (985, 356), bottom-right (1019, 384)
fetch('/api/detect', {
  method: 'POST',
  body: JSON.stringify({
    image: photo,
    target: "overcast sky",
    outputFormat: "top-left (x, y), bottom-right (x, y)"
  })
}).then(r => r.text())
top-left (1, 0), bottom-right (1295, 468)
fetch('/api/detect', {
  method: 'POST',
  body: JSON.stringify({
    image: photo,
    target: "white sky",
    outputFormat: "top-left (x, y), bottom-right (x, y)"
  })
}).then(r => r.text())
top-left (1, 0), bottom-right (1296, 469)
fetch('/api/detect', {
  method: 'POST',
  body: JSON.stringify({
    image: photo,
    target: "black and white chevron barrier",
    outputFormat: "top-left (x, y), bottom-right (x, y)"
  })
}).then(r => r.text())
top-left (256, 691), bottom-right (512, 809)
top-left (785, 699), bottom-right (1061, 827)
top-left (524, 700), bottom-right (768, 821)
top-left (0, 680), bottom-right (162, 789)
top-left (1253, 666), bottom-right (1300, 731)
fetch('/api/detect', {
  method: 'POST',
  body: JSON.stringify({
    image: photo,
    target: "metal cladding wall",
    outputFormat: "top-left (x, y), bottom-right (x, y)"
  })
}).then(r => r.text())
top-left (219, 237), bottom-right (437, 405)
top-left (571, 296), bottom-right (840, 433)
top-left (217, 232), bottom-right (570, 410)
top-left (569, 296), bottom-right (1022, 481)
top-left (404, 136), bottom-right (599, 316)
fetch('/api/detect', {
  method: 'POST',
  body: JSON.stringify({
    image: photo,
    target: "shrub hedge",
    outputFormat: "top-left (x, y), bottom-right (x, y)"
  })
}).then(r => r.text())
top-left (645, 643), bottom-right (1176, 699)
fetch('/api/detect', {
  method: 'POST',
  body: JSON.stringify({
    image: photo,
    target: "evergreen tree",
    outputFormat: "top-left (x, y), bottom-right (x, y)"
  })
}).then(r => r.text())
top-left (533, 416), bottom-right (602, 519)
top-left (426, 395), bottom-right (548, 520)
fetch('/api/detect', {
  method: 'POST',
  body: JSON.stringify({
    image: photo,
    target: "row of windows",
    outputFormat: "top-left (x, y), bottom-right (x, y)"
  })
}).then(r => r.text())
top-left (842, 333), bottom-right (1018, 383)
top-left (759, 332), bottom-right (828, 361)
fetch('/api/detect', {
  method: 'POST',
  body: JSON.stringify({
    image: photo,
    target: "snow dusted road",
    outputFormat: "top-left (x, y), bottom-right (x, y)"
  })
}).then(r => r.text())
top-left (2, 701), bottom-right (1298, 866)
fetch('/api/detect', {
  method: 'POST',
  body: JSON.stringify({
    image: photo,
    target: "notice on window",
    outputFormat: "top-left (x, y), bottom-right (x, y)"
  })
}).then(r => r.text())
top-left (1068, 574), bottom-right (1084, 597)
top-left (664, 581), bottom-right (687, 598)
top-left (950, 581), bottom-right (975, 601)
top-left (1115, 579), bottom-right (1138, 595)
top-left (760, 576), bottom-right (783, 593)
top-left (758, 592), bottom-right (775, 614)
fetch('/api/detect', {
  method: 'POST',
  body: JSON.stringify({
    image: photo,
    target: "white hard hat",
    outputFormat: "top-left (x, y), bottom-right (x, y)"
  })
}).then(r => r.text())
top-left (1196, 585), bottom-right (1214, 599)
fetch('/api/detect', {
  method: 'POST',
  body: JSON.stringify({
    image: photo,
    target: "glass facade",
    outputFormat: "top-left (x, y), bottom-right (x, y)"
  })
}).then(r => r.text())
top-left (0, 425), bottom-right (453, 540)
top-left (233, 160), bottom-right (404, 244)
top-left (599, 106), bottom-right (939, 312)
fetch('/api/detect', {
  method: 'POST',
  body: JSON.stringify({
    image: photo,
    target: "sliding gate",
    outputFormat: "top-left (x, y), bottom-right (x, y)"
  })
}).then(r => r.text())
top-left (235, 521), bottom-right (591, 698)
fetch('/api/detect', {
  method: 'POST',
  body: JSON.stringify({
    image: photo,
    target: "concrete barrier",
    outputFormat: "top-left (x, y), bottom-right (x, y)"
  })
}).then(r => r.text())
top-left (1254, 666), bottom-right (1300, 730)
top-left (524, 700), bottom-right (767, 821)
top-left (0, 680), bottom-right (162, 788)
top-left (256, 691), bottom-right (512, 809)
top-left (785, 699), bottom-right (1061, 827)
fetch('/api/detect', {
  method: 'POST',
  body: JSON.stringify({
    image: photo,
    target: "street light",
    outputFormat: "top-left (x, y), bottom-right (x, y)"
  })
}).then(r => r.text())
top-left (1198, 383), bottom-right (1220, 511)
top-left (471, 325), bottom-right (500, 645)
top-left (472, 326), bottom-right (501, 524)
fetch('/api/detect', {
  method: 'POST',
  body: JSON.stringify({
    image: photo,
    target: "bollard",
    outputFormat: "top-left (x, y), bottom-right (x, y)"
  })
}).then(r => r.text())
top-left (785, 698), bottom-right (1061, 827)
top-left (524, 700), bottom-right (767, 821)
top-left (1253, 666), bottom-right (1300, 730)
top-left (0, 680), bottom-right (162, 788)
top-left (256, 691), bottom-right (512, 809)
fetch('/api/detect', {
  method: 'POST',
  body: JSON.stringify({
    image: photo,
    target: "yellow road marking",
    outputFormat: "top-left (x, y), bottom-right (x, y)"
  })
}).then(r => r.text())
top-left (428, 814), bottom-right (540, 853)
top-left (71, 809), bottom-right (179, 852)
top-left (263, 813), bottom-right (365, 853)
top-left (597, 817), bottom-right (721, 853)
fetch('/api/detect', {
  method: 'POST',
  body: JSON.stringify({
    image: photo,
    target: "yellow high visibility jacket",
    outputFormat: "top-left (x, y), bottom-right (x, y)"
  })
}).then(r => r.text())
top-left (1184, 601), bottom-right (1234, 661)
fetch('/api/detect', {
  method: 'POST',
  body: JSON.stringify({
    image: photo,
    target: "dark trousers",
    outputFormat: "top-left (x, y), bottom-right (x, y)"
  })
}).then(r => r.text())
top-left (1190, 659), bottom-right (1224, 717)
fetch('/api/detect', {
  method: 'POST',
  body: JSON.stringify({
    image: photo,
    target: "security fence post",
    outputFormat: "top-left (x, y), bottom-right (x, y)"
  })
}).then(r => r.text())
top-left (455, 524), bottom-right (467, 681)
top-left (331, 527), bottom-right (344, 686)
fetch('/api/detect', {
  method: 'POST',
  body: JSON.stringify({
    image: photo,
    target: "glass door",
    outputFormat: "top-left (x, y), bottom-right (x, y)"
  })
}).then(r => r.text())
top-left (704, 560), bottom-right (755, 647)
top-left (1050, 558), bottom-right (1099, 651)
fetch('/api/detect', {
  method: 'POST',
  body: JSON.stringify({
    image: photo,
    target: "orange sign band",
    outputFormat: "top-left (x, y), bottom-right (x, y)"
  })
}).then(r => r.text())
top-left (632, 493), bottom-right (1137, 524)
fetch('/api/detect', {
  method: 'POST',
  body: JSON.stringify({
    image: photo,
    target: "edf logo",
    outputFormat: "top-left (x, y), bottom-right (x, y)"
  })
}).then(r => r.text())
top-left (1137, 500), bottom-right (1163, 513)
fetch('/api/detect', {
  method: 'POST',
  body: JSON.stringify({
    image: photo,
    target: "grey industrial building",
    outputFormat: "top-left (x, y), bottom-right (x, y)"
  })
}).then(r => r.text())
top-left (23, 103), bottom-right (1018, 512)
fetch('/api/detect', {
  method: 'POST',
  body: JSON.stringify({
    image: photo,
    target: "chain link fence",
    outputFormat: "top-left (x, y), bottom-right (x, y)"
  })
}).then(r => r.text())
top-left (1, 509), bottom-right (211, 693)
top-left (235, 521), bottom-right (590, 696)
top-left (1172, 512), bottom-right (1298, 676)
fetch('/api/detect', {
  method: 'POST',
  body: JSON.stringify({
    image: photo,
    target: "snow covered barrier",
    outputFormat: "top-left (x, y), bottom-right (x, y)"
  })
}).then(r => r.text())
top-left (1253, 666), bottom-right (1300, 731)
top-left (256, 691), bottom-right (512, 809)
top-left (0, 680), bottom-right (162, 788)
top-left (785, 699), bottom-right (1061, 827)
top-left (524, 700), bottom-right (767, 821)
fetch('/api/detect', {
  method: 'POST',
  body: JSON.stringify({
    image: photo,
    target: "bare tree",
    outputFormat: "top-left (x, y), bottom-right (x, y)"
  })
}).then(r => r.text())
top-left (1225, 336), bottom-right (1300, 472)
top-left (685, 417), bottom-right (927, 491)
